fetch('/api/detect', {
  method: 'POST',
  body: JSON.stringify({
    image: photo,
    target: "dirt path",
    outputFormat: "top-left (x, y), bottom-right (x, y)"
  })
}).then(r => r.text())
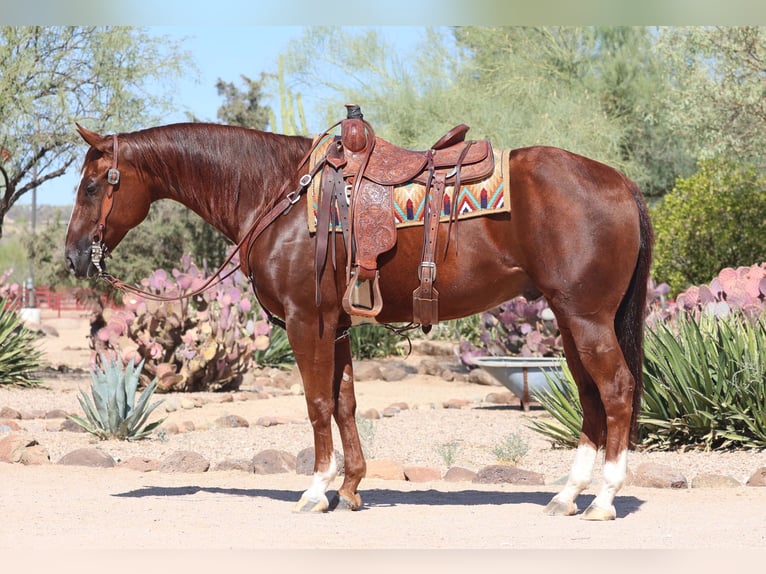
top-left (1, 310), bottom-right (765, 560)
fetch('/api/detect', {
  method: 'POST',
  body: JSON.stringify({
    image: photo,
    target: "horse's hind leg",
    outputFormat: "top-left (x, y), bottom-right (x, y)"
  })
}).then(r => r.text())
top-left (330, 333), bottom-right (366, 510)
top-left (549, 314), bottom-right (635, 521)
top-left (544, 328), bottom-right (606, 516)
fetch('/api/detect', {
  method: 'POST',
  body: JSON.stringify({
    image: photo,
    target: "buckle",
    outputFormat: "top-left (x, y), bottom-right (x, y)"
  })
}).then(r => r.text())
top-left (418, 261), bottom-right (436, 282)
top-left (107, 168), bottom-right (120, 185)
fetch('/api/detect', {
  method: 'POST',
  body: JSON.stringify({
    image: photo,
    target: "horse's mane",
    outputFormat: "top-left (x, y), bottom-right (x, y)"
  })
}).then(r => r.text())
top-left (122, 123), bottom-right (312, 235)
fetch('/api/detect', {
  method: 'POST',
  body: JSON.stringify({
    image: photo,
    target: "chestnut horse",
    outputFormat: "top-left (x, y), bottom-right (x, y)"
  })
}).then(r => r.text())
top-left (65, 121), bottom-right (653, 521)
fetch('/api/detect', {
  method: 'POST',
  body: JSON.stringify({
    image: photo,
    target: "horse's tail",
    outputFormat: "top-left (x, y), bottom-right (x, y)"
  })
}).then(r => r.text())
top-left (616, 178), bottom-right (654, 447)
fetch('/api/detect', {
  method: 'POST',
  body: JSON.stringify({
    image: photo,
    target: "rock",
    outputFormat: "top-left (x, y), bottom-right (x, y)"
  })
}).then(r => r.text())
top-left (467, 368), bottom-right (500, 386)
top-left (59, 419), bottom-right (87, 433)
top-left (632, 462), bottom-right (688, 489)
top-left (214, 414), bottom-right (250, 428)
top-left (473, 465), bottom-right (545, 485)
top-left (289, 383), bottom-right (304, 396)
top-left (19, 444), bottom-right (50, 465)
top-left (118, 457), bottom-right (161, 472)
top-left (360, 408), bottom-right (381, 420)
top-left (252, 449), bottom-right (296, 474)
top-left (380, 362), bottom-right (414, 382)
top-left (44, 409), bottom-right (71, 419)
top-left (295, 447), bottom-right (344, 476)
top-left (746, 467), bottom-right (766, 487)
top-left (255, 416), bottom-right (292, 427)
top-left (58, 448), bottom-right (116, 468)
top-left (484, 391), bottom-right (518, 405)
top-left (418, 358), bottom-right (444, 376)
top-left (180, 398), bottom-right (197, 410)
top-left (443, 467), bottom-right (477, 482)
top-left (365, 459), bottom-right (405, 480)
top-left (0, 407), bottom-right (21, 420)
top-left (691, 473), bottom-right (741, 488)
top-left (443, 398), bottom-right (470, 409)
top-left (218, 394), bottom-right (234, 403)
top-left (215, 458), bottom-right (255, 473)
top-left (353, 361), bottom-right (383, 381)
top-left (177, 421), bottom-right (196, 433)
top-left (411, 340), bottom-right (457, 356)
top-left (0, 434), bottom-right (40, 463)
top-left (0, 420), bottom-right (23, 431)
top-left (19, 409), bottom-right (45, 420)
top-left (404, 466), bottom-right (442, 482)
top-left (381, 406), bottom-right (401, 418)
top-left (159, 450), bottom-right (210, 473)
top-left (159, 422), bottom-right (180, 435)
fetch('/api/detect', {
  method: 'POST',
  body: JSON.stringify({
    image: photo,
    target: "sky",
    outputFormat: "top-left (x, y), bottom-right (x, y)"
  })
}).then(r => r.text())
top-left (28, 26), bottom-right (424, 206)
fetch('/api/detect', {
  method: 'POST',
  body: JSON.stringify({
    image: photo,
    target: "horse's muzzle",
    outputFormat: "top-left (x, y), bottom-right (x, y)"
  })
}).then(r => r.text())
top-left (65, 246), bottom-right (99, 279)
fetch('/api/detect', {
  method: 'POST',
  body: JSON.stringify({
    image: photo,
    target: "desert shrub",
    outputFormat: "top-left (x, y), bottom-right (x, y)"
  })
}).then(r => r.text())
top-left (0, 296), bottom-right (42, 387)
top-left (349, 324), bottom-right (403, 359)
top-left (651, 159), bottom-right (766, 295)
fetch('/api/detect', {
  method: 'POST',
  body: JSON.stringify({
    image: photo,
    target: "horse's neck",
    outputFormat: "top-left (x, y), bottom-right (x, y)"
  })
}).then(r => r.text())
top-left (148, 129), bottom-right (311, 244)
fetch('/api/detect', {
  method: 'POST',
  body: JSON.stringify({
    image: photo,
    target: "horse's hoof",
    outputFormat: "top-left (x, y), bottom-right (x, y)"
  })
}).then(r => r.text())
top-left (543, 498), bottom-right (578, 516)
top-left (293, 495), bottom-right (329, 513)
top-left (581, 503), bottom-right (616, 521)
top-left (334, 492), bottom-right (363, 511)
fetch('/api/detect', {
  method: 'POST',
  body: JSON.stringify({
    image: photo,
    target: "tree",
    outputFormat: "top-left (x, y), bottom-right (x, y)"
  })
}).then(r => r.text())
top-left (657, 27), bottom-right (766, 166)
top-left (215, 74), bottom-right (271, 129)
top-left (0, 26), bottom-right (192, 239)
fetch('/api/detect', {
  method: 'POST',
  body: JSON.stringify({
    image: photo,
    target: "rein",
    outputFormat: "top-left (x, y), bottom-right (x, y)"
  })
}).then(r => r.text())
top-left (92, 127), bottom-right (336, 302)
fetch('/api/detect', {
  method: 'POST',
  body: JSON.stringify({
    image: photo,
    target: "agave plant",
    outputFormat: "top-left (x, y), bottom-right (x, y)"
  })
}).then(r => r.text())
top-left (68, 352), bottom-right (165, 440)
top-left (0, 297), bottom-right (42, 387)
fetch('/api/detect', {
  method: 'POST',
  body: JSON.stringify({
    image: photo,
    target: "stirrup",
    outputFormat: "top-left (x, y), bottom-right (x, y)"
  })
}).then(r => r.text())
top-left (342, 268), bottom-right (383, 318)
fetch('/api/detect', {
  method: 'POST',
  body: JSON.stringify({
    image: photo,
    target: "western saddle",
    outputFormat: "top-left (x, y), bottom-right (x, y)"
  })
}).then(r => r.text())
top-left (314, 105), bottom-right (495, 329)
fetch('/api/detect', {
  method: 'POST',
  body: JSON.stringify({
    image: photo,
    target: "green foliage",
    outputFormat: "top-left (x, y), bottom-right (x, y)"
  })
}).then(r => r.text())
top-left (526, 365), bottom-right (583, 449)
top-left (528, 312), bottom-right (766, 451)
top-left (651, 159), bottom-right (766, 295)
top-left (214, 74), bottom-right (271, 129)
top-left (491, 431), bottom-right (530, 465)
top-left (355, 413), bottom-right (377, 458)
top-left (657, 27), bottom-right (766, 165)
top-left (68, 352), bottom-right (165, 441)
top-left (253, 325), bottom-right (294, 369)
top-left (0, 297), bottom-right (42, 387)
top-left (435, 440), bottom-right (461, 467)
top-left (0, 26), bottom-right (192, 238)
top-left (641, 313), bottom-right (766, 450)
top-left (349, 324), bottom-right (403, 360)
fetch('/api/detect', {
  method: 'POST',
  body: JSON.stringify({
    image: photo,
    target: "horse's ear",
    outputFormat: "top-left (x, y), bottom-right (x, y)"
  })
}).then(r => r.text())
top-left (75, 123), bottom-right (109, 151)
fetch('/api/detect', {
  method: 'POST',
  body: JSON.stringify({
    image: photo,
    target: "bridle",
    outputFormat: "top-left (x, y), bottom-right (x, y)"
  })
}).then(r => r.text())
top-left (88, 129), bottom-right (332, 302)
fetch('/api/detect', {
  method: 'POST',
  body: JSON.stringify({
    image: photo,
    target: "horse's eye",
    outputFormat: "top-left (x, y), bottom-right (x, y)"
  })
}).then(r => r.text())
top-left (84, 180), bottom-right (98, 195)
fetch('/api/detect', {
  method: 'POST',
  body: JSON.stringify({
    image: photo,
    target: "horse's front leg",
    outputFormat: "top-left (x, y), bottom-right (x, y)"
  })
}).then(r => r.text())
top-left (288, 317), bottom-right (340, 513)
top-left (331, 332), bottom-right (366, 510)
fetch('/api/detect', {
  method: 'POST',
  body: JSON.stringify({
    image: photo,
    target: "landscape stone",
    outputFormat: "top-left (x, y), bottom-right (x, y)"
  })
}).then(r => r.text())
top-left (380, 362), bottom-right (412, 382)
top-left (365, 459), bottom-right (405, 480)
top-left (159, 450), bottom-right (210, 473)
top-left (360, 408), bottom-right (381, 420)
top-left (59, 419), bottom-right (87, 433)
top-left (353, 361), bottom-right (383, 381)
top-left (20, 409), bottom-right (45, 420)
top-left (214, 458), bottom-right (255, 473)
top-left (252, 449), bottom-right (296, 474)
top-left (118, 457), bottom-right (161, 472)
top-left (632, 462), bottom-right (688, 489)
top-left (443, 467), bottom-right (477, 482)
top-left (0, 434), bottom-right (39, 463)
top-left (295, 447), bottom-right (344, 476)
top-left (58, 447), bottom-right (116, 468)
top-left (44, 409), bottom-right (71, 419)
top-left (19, 444), bottom-right (50, 465)
top-left (0, 420), bottom-right (22, 431)
top-left (404, 466), bottom-right (442, 482)
top-left (214, 414), bottom-right (250, 428)
top-left (746, 467), bottom-right (766, 487)
top-left (473, 465), bottom-right (545, 485)
top-left (0, 407), bottom-right (21, 420)
top-left (691, 472), bottom-right (741, 488)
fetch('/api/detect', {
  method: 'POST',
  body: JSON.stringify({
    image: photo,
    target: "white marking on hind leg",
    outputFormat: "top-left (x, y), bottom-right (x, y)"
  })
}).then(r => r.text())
top-left (546, 444), bottom-right (597, 514)
top-left (591, 449), bottom-right (627, 512)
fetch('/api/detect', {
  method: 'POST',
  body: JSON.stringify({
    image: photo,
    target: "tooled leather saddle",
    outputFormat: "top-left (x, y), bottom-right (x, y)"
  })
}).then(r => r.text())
top-left (313, 104), bottom-right (495, 328)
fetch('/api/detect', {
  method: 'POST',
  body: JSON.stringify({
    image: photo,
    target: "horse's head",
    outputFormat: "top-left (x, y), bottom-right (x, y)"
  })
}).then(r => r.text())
top-left (65, 124), bottom-right (152, 278)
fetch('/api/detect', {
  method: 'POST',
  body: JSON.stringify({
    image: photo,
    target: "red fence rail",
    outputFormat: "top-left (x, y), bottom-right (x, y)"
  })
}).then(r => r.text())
top-left (4, 286), bottom-right (107, 318)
